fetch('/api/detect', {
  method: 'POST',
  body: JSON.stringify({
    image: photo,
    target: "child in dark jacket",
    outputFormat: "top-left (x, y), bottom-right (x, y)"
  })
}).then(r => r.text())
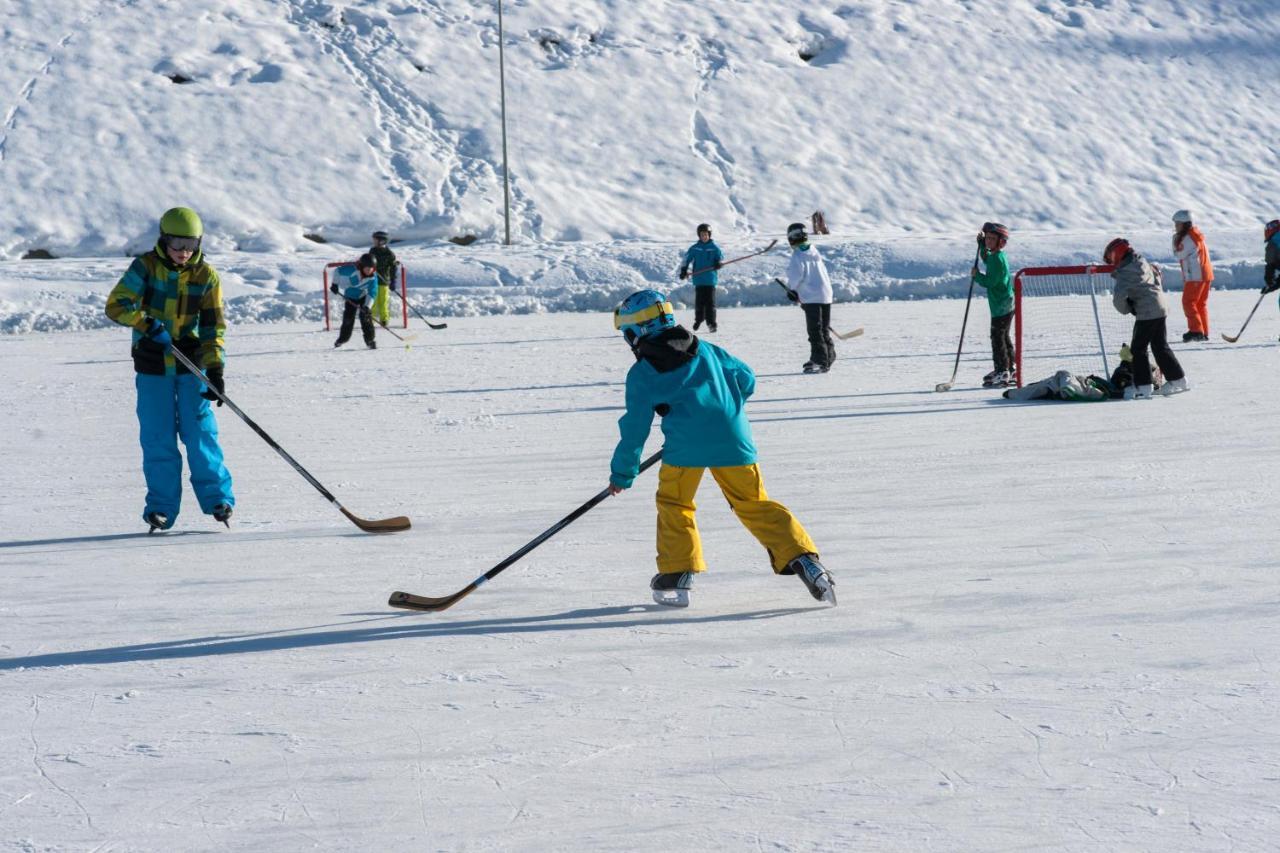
top-left (607, 289), bottom-right (835, 607)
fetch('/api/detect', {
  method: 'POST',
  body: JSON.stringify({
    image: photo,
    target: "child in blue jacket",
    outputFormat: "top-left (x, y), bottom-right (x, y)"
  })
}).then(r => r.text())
top-left (607, 289), bottom-right (835, 607)
top-left (329, 253), bottom-right (380, 348)
top-left (678, 223), bottom-right (724, 332)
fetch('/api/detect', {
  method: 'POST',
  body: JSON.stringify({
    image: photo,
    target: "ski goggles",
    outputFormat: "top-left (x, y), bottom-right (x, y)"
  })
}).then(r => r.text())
top-left (164, 235), bottom-right (201, 252)
top-left (613, 300), bottom-right (674, 330)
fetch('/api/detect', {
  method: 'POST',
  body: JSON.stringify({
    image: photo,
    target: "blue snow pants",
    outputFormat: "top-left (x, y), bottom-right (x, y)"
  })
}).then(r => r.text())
top-left (135, 372), bottom-right (234, 526)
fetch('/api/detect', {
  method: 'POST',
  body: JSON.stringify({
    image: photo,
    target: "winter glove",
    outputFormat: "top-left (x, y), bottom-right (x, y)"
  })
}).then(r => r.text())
top-left (143, 317), bottom-right (172, 350)
top-left (713, 261), bottom-right (722, 270)
top-left (329, 283), bottom-right (340, 295)
top-left (678, 267), bottom-right (689, 281)
top-left (1263, 278), bottom-right (1279, 294)
top-left (200, 366), bottom-right (225, 406)
top-left (786, 288), bottom-right (800, 304)
top-left (977, 232), bottom-right (986, 246)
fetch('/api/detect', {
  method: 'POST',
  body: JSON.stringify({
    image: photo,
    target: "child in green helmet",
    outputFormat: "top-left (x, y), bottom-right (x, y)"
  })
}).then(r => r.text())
top-left (105, 207), bottom-right (234, 532)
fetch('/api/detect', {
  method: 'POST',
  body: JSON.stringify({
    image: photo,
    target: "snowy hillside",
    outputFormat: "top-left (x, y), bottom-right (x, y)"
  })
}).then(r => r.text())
top-left (3, 0), bottom-right (1279, 259)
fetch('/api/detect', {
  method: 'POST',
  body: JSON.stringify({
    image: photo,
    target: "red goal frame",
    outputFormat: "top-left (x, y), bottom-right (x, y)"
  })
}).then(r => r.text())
top-left (1014, 263), bottom-right (1116, 388)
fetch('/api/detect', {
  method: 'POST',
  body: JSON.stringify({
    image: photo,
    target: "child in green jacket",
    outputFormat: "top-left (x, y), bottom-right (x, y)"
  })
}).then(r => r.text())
top-left (973, 222), bottom-right (1013, 387)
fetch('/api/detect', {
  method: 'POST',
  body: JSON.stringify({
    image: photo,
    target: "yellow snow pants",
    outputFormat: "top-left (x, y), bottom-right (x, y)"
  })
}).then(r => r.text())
top-left (373, 283), bottom-right (390, 326)
top-left (655, 462), bottom-right (818, 574)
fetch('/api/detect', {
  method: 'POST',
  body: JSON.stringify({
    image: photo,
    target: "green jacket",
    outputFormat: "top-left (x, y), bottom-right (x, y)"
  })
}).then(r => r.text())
top-left (370, 245), bottom-right (398, 288)
top-left (106, 245), bottom-right (225, 376)
top-left (974, 246), bottom-right (1012, 318)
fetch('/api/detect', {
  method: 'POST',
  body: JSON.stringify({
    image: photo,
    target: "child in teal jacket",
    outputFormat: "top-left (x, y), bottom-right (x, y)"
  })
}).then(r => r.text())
top-left (678, 223), bottom-right (724, 332)
top-left (973, 222), bottom-right (1014, 386)
top-left (607, 289), bottom-right (835, 608)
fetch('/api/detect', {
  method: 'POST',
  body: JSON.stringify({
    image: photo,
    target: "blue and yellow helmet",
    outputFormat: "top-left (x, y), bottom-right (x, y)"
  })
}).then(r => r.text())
top-left (614, 289), bottom-right (676, 343)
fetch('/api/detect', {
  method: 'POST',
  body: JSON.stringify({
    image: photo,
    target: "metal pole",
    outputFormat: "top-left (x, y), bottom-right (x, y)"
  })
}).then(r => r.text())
top-left (497, 0), bottom-right (512, 246)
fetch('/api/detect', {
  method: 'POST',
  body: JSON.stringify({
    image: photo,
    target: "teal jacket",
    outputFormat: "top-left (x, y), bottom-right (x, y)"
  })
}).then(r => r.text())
top-left (334, 265), bottom-right (379, 304)
top-left (610, 329), bottom-right (757, 488)
top-left (680, 241), bottom-right (724, 287)
top-left (974, 246), bottom-right (1013, 317)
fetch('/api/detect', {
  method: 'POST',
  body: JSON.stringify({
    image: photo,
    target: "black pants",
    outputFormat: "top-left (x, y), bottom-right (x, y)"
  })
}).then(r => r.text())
top-left (1130, 317), bottom-right (1185, 385)
top-left (991, 312), bottom-right (1014, 373)
top-left (694, 287), bottom-right (717, 330)
top-left (337, 299), bottom-right (375, 346)
top-left (803, 303), bottom-right (835, 368)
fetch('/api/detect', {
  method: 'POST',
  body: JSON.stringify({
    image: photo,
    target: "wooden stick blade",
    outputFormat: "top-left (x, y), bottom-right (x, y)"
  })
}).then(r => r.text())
top-left (341, 508), bottom-right (412, 533)
top-left (388, 588), bottom-right (474, 612)
top-left (934, 382), bottom-right (954, 392)
top-left (833, 327), bottom-right (864, 340)
top-left (1221, 333), bottom-right (1240, 343)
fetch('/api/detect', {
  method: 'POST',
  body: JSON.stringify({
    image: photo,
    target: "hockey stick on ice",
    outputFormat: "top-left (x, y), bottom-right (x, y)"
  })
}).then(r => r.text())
top-left (167, 346), bottom-right (411, 533)
top-left (389, 285), bottom-right (448, 330)
top-left (686, 239), bottom-right (778, 278)
top-left (389, 451), bottom-right (663, 613)
top-left (773, 278), bottom-right (862, 340)
top-left (935, 250), bottom-right (981, 392)
top-left (1221, 290), bottom-right (1268, 343)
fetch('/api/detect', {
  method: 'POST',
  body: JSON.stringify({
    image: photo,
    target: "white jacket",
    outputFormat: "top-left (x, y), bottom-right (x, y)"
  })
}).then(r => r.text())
top-left (1172, 226), bottom-right (1213, 285)
top-left (786, 245), bottom-right (833, 304)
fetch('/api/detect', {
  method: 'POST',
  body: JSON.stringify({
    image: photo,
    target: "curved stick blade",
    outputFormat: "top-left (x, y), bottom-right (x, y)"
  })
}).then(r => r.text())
top-left (341, 508), bottom-right (412, 533)
top-left (935, 382), bottom-right (954, 392)
top-left (1221, 332), bottom-right (1239, 343)
top-left (389, 588), bottom-right (475, 613)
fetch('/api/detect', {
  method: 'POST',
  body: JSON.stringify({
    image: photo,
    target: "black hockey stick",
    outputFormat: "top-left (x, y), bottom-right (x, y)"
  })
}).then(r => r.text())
top-left (389, 451), bottom-right (663, 612)
top-left (389, 285), bottom-right (448, 330)
top-left (166, 346), bottom-right (411, 533)
top-left (773, 278), bottom-right (862, 339)
top-left (686, 238), bottom-right (778, 278)
top-left (1221, 290), bottom-right (1268, 343)
top-left (935, 249), bottom-right (981, 392)
top-left (340, 295), bottom-right (414, 343)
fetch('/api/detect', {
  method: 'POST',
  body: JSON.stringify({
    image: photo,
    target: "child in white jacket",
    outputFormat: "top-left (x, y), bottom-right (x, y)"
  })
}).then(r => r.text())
top-left (785, 222), bottom-right (835, 373)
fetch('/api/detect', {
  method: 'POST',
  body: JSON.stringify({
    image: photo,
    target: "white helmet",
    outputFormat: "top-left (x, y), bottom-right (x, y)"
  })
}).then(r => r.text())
top-left (1172, 209), bottom-right (1193, 224)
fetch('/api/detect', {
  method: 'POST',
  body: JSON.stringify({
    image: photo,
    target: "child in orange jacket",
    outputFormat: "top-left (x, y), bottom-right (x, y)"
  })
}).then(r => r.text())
top-left (1172, 209), bottom-right (1214, 342)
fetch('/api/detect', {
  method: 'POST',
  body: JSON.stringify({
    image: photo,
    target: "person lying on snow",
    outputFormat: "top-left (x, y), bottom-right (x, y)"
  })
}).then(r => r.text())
top-left (1004, 344), bottom-right (1162, 402)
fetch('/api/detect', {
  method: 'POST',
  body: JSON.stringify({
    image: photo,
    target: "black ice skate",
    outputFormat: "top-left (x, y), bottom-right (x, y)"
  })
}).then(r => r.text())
top-left (982, 369), bottom-right (1000, 387)
top-left (145, 512), bottom-right (169, 535)
top-left (212, 503), bottom-right (233, 528)
top-left (787, 554), bottom-right (836, 605)
top-left (650, 571), bottom-right (695, 607)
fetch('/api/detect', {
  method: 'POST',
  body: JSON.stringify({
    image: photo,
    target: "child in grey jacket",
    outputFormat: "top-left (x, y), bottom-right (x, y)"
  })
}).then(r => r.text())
top-left (1105, 238), bottom-right (1187, 398)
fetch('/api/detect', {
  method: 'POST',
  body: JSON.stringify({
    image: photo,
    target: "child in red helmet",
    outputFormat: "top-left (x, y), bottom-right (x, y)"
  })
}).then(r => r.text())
top-left (1105, 238), bottom-right (1187, 398)
top-left (974, 222), bottom-right (1014, 387)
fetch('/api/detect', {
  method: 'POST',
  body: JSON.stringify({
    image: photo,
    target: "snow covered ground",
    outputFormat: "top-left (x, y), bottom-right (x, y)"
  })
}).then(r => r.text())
top-left (4, 293), bottom-right (1279, 850)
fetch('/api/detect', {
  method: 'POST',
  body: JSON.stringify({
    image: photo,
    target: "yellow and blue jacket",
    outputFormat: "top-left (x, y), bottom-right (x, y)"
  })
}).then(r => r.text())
top-left (105, 244), bottom-right (225, 376)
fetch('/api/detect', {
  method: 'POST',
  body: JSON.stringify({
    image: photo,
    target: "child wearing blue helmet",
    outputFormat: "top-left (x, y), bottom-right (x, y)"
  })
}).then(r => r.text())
top-left (607, 289), bottom-right (835, 607)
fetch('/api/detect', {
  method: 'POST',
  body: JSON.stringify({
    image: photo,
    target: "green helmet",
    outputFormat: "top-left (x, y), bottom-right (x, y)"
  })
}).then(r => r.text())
top-left (159, 206), bottom-right (203, 238)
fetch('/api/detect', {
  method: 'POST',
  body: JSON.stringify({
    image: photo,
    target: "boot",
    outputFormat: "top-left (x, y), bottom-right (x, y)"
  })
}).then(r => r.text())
top-left (787, 554), bottom-right (836, 604)
top-left (650, 571), bottom-right (695, 607)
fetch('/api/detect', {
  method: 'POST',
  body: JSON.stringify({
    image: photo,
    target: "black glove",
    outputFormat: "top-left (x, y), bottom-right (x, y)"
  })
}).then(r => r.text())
top-left (977, 232), bottom-right (986, 246)
top-left (329, 283), bottom-right (339, 295)
top-left (200, 366), bottom-right (225, 406)
top-left (713, 261), bottom-right (722, 270)
top-left (1263, 279), bottom-right (1279, 294)
top-left (787, 289), bottom-right (800, 303)
top-left (678, 267), bottom-right (689, 281)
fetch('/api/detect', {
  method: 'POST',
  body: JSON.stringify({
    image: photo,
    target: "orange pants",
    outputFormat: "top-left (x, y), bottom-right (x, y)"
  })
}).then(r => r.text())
top-left (1182, 281), bottom-right (1211, 335)
top-left (654, 463), bottom-right (818, 574)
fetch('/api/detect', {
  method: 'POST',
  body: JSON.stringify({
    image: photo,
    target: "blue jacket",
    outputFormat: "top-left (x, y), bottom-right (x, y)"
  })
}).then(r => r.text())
top-left (334, 265), bottom-right (379, 304)
top-left (610, 329), bottom-right (757, 488)
top-left (680, 241), bottom-right (724, 287)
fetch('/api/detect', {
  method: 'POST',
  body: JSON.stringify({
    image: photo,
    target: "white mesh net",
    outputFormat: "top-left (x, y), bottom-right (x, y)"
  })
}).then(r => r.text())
top-left (1015, 266), bottom-right (1135, 386)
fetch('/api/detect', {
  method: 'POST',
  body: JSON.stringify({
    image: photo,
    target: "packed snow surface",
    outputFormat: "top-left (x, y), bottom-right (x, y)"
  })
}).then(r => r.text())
top-left (3, 294), bottom-right (1280, 850)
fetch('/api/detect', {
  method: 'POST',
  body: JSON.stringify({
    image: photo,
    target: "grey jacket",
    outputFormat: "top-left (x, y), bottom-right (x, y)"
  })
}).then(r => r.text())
top-left (1111, 251), bottom-right (1169, 320)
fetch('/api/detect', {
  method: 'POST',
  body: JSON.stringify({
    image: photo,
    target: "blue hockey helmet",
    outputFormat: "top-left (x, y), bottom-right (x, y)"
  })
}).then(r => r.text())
top-left (614, 289), bottom-right (676, 343)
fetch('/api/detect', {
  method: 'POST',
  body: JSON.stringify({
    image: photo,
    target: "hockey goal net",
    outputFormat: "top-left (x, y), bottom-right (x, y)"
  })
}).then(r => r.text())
top-left (1014, 264), bottom-right (1135, 387)
top-left (322, 261), bottom-right (408, 331)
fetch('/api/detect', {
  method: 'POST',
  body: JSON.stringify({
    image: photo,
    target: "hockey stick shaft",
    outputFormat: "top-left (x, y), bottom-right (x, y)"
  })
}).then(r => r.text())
top-left (166, 346), bottom-right (410, 533)
top-left (1222, 291), bottom-right (1267, 343)
top-left (389, 451), bottom-right (664, 612)
top-left (343, 297), bottom-right (414, 341)
top-left (687, 239), bottom-right (778, 278)
top-left (389, 286), bottom-right (448, 330)
top-left (935, 250), bottom-right (981, 392)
